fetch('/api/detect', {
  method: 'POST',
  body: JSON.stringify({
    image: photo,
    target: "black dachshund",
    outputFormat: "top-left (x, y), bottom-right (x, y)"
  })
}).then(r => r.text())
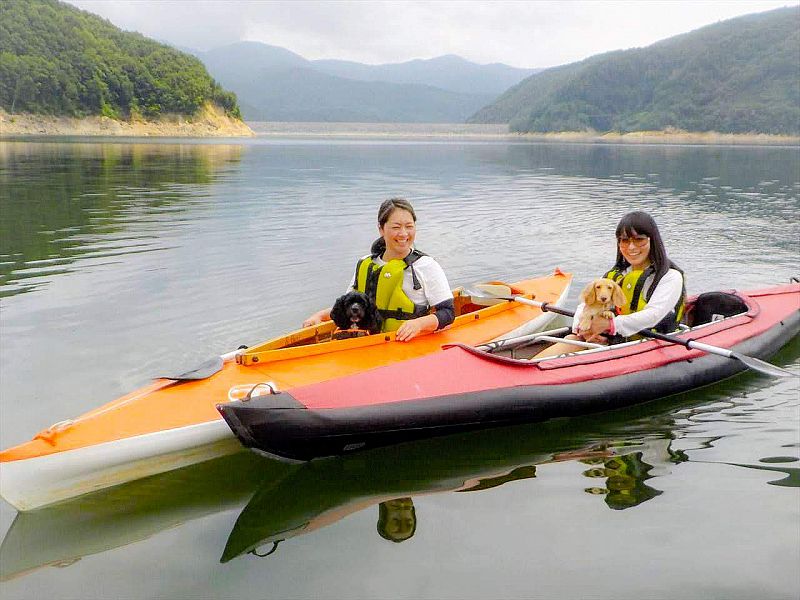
top-left (330, 291), bottom-right (383, 337)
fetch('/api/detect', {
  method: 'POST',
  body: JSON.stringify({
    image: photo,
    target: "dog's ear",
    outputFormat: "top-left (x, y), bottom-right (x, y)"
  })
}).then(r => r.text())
top-left (580, 280), bottom-right (597, 306)
top-left (363, 294), bottom-right (383, 332)
top-left (611, 282), bottom-right (626, 308)
top-left (330, 295), bottom-right (347, 329)
top-left (362, 293), bottom-right (375, 311)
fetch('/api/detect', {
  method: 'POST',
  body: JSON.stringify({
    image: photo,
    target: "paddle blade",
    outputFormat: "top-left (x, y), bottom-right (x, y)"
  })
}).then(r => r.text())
top-left (466, 283), bottom-right (512, 306)
top-left (732, 352), bottom-right (796, 378)
top-left (165, 356), bottom-right (224, 381)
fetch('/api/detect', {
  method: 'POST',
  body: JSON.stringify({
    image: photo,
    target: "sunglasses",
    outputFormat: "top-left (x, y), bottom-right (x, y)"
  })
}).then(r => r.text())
top-left (618, 235), bottom-right (650, 247)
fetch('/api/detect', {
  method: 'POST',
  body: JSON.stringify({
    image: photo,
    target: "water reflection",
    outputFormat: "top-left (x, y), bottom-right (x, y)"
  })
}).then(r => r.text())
top-left (581, 452), bottom-right (668, 510)
top-left (377, 498), bottom-right (417, 543)
top-left (221, 345), bottom-right (798, 563)
top-left (0, 450), bottom-right (273, 582)
top-left (220, 418), bottom-right (683, 563)
top-left (0, 142), bottom-right (242, 297)
top-left (1, 340), bottom-right (797, 583)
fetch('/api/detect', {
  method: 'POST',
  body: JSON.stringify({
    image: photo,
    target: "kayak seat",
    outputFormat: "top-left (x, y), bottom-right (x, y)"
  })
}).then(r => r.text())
top-left (332, 328), bottom-right (372, 340)
top-left (688, 292), bottom-right (748, 327)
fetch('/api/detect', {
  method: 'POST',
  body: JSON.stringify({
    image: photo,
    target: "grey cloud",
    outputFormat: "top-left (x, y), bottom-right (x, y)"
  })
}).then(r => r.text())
top-left (67, 0), bottom-right (797, 68)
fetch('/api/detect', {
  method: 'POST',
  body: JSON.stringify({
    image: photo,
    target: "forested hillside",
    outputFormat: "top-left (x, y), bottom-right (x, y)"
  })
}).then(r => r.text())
top-left (0, 0), bottom-right (241, 119)
top-left (470, 7), bottom-right (800, 135)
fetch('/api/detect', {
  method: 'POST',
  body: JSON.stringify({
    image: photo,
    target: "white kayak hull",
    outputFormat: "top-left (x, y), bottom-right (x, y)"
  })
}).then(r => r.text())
top-left (0, 419), bottom-right (237, 511)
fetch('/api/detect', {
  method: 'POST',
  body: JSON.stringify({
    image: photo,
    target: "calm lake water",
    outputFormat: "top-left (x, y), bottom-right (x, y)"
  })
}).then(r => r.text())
top-left (0, 136), bottom-right (798, 599)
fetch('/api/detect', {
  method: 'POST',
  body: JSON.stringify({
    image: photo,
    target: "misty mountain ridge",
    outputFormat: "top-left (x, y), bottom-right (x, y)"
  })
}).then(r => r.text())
top-left (191, 41), bottom-right (539, 122)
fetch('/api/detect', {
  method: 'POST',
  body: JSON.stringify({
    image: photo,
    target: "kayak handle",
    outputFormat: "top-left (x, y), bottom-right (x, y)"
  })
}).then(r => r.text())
top-left (250, 540), bottom-right (282, 558)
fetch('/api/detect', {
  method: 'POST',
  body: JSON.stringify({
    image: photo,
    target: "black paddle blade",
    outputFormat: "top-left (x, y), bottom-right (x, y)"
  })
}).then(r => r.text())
top-left (732, 352), bottom-right (796, 378)
top-left (165, 356), bottom-right (224, 381)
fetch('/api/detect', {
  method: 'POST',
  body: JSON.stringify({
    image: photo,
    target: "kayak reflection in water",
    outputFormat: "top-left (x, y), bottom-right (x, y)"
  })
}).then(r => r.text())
top-left (377, 497), bottom-right (417, 543)
top-left (581, 452), bottom-right (663, 510)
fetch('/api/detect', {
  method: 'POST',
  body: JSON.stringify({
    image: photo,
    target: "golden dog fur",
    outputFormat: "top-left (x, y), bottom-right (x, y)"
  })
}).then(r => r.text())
top-left (576, 278), bottom-right (626, 342)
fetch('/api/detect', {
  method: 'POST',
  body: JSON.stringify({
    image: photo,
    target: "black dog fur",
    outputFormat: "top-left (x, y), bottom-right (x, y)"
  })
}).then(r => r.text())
top-left (330, 291), bottom-right (383, 334)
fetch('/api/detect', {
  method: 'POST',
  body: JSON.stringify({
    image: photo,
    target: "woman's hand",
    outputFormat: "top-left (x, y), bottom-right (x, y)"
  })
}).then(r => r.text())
top-left (395, 314), bottom-right (438, 342)
top-left (585, 315), bottom-right (612, 343)
top-left (303, 309), bottom-right (330, 328)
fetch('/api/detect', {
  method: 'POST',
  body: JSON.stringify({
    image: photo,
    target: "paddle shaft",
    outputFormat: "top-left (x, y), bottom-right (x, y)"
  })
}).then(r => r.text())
top-left (636, 328), bottom-right (724, 354)
top-left (636, 328), bottom-right (793, 378)
top-left (494, 294), bottom-right (576, 317)
top-left (489, 293), bottom-right (742, 355)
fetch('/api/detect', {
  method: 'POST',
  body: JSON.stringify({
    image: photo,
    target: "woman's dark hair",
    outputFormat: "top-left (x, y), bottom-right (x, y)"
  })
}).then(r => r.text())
top-left (612, 211), bottom-right (683, 301)
top-left (377, 197), bottom-right (416, 227)
top-left (371, 198), bottom-right (417, 255)
top-left (376, 498), bottom-right (417, 543)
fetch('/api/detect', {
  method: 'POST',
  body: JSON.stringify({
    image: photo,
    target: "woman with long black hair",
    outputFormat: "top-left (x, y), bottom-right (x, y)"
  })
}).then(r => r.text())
top-left (597, 210), bottom-right (686, 339)
top-left (537, 211), bottom-right (686, 357)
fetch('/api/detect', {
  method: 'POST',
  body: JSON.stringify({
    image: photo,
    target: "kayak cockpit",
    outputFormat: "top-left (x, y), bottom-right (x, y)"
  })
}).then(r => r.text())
top-left (482, 291), bottom-right (753, 362)
top-left (236, 284), bottom-right (536, 366)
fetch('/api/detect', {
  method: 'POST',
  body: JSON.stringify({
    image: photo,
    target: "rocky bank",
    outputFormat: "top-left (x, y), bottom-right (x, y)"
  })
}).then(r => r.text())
top-left (0, 103), bottom-right (254, 138)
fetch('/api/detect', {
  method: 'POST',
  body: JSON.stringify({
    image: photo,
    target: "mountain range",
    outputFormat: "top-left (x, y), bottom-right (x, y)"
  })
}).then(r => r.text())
top-left (192, 42), bottom-right (539, 123)
top-left (470, 6), bottom-right (800, 135)
top-left (4, 1), bottom-right (795, 135)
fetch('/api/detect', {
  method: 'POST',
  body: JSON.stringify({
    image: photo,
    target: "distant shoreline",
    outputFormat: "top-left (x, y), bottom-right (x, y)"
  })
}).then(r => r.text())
top-left (0, 104), bottom-right (254, 138)
top-left (2, 115), bottom-right (797, 145)
top-left (249, 122), bottom-right (800, 145)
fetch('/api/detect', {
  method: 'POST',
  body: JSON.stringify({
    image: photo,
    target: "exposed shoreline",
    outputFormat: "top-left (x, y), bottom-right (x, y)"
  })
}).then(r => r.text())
top-left (0, 104), bottom-right (254, 138)
top-left (1, 115), bottom-right (797, 145)
top-left (248, 122), bottom-right (800, 145)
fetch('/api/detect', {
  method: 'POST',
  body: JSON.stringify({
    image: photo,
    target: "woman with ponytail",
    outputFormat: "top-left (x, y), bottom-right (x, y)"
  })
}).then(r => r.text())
top-left (303, 198), bottom-right (454, 342)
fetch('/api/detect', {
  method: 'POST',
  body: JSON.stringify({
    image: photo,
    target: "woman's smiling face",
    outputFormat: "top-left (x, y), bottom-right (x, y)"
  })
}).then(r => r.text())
top-left (618, 229), bottom-right (651, 270)
top-left (379, 208), bottom-right (416, 260)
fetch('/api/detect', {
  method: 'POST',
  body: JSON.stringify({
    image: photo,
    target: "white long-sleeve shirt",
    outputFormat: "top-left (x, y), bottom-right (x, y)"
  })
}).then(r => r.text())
top-left (573, 268), bottom-right (684, 338)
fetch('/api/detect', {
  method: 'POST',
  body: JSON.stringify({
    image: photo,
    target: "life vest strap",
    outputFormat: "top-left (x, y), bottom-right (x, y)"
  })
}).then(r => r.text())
top-left (378, 306), bottom-right (428, 321)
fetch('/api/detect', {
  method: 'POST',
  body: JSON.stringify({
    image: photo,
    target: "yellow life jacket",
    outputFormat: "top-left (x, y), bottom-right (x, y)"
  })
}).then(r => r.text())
top-left (604, 266), bottom-right (685, 334)
top-left (353, 251), bottom-right (429, 332)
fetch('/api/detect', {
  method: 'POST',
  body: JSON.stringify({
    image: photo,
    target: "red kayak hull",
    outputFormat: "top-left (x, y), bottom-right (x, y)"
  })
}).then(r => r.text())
top-left (218, 283), bottom-right (800, 461)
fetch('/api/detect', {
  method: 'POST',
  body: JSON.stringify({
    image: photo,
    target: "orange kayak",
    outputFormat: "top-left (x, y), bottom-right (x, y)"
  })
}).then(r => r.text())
top-left (0, 271), bottom-right (572, 511)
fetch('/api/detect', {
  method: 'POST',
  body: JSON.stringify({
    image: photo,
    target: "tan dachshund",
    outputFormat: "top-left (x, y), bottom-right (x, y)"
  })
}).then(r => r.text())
top-left (576, 278), bottom-right (626, 343)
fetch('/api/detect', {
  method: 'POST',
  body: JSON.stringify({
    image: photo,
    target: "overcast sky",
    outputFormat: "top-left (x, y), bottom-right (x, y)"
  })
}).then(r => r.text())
top-left (66, 0), bottom-right (797, 68)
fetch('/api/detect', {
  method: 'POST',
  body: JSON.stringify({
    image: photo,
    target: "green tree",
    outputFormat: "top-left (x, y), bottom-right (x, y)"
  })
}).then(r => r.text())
top-left (0, 0), bottom-right (243, 120)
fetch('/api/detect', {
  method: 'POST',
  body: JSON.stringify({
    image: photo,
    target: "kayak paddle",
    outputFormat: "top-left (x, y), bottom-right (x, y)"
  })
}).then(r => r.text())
top-left (464, 285), bottom-right (795, 378)
top-left (163, 348), bottom-right (242, 381)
